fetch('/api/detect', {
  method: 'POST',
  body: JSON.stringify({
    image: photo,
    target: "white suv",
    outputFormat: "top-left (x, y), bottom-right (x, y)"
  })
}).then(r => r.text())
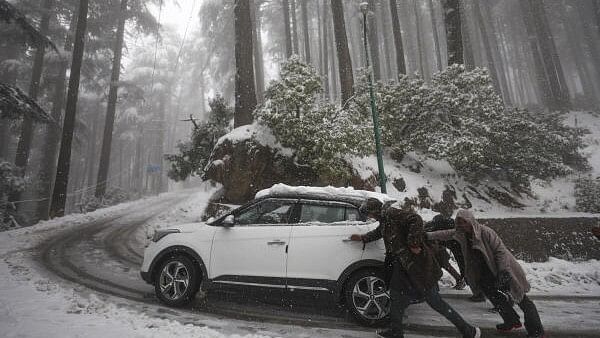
top-left (140, 185), bottom-right (394, 325)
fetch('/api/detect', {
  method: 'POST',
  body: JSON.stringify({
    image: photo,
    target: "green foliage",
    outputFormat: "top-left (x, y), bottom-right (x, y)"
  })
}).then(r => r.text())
top-left (349, 64), bottom-right (587, 186)
top-left (166, 95), bottom-right (233, 181)
top-left (1, 160), bottom-right (25, 230)
top-left (255, 57), bottom-right (374, 181)
top-left (574, 176), bottom-right (600, 213)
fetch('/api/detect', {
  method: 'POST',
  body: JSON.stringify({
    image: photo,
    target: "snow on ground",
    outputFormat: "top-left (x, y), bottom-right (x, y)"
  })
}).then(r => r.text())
top-left (439, 257), bottom-right (600, 297)
top-left (0, 188), bottom-right (273, 338)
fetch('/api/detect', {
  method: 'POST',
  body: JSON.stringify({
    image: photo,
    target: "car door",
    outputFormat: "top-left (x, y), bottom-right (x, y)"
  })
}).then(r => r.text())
top-left (210, 198), bottom-right (297, 287)
top-left (286, 200), bottom-right (374, 288)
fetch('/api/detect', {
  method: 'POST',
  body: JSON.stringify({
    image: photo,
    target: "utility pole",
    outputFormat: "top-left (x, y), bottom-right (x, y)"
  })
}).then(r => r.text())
top-left (360, 2), bottom-right (386, 193)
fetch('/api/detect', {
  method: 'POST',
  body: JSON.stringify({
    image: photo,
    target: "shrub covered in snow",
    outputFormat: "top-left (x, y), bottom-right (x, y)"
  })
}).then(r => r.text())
top-left (574, 176), bottom-right (600, 213)
top-left (166, 95), bottom-right (233, 181)
top-left (1, 160), bottom-right (25, 230)
top-left (255, 56), bottom-right (373, 181)
top-left (349, 64), bottom-right (587, 186)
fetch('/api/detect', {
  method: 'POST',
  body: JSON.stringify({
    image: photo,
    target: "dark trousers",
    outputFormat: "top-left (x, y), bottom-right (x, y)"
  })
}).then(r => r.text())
top-left (389, 287), bottom-right (473, 335)
top-left (481, 285), bottom-right (544, 336)
top-left (443, 240), bottom-right (465, 276)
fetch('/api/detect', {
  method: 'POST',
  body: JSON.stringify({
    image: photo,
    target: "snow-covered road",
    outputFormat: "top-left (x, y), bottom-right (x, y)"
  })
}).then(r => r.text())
top-left (1, 186), bottom-right (599, 337)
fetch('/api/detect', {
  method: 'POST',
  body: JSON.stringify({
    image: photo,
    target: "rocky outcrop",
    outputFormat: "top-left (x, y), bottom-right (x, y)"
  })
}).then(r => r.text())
top-left (204, 138), bottom-right (318, 204)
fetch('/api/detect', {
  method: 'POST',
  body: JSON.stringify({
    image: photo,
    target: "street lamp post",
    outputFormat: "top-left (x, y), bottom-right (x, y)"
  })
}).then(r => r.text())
top-left (360, 2), bottom-right (387, 193)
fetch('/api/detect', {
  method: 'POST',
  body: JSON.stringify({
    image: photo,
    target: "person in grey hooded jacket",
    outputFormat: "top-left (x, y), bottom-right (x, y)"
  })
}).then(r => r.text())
top-left (428, 209), bottom-right (545, 338)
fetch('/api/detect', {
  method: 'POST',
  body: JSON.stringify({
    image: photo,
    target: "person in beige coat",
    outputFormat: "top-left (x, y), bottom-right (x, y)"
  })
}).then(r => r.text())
top-left (428, 209), bottom-right (545, 338)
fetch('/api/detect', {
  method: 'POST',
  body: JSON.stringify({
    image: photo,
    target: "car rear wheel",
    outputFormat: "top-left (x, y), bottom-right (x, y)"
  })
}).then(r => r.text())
top-left (154, 255), bottom-right (200, 307)
top-left (344, 268), bottom-right (391, 326)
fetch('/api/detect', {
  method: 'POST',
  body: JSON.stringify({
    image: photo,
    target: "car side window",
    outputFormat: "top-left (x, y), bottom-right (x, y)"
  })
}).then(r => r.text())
top-left (299, 204), bottom-right (346, 224)
top-left (346, 207), bottom-right (361, 222)
top-left (235, 199), bottom-right (295, 226)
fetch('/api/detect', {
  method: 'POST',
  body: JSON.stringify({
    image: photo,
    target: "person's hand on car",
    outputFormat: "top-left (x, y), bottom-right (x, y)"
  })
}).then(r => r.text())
top-left (592, 227), bottom-right (600, 240)
top-left (350, 234), bottom-right (363, 241)
top-left (409, 245), bottom-right (422, 255)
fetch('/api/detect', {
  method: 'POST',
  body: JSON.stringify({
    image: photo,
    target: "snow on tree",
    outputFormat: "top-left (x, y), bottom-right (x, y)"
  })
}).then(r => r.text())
top-left (0, 82), bottom-right (53, 122)
top-left (255, 56), bottom-right (372, 181)
top-left (349, 64), bottom-right (587, 187)
top-left (165, 95), bottom-right (233, 181)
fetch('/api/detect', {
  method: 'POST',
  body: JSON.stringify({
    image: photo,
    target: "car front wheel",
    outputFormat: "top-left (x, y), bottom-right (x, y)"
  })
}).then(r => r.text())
top-left (344, 268), bottom-right (391, 326)
top-left (154, 255), bottom-right (200, 307)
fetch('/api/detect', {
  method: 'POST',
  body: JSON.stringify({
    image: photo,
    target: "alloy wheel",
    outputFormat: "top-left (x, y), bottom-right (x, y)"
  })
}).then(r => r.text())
top-left (158, 261), bottom-right (190, 300)
top-left (351, 275), bottom-right (390, 320)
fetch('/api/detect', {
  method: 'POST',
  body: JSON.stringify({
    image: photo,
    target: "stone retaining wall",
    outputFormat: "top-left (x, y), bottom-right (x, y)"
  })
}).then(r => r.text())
top-left (480, 217), bottom-right (600, 262)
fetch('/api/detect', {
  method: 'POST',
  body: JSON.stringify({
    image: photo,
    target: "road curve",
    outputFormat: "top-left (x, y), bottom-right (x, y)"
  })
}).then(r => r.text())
top-left (35, 195), bottom-right (600, 338)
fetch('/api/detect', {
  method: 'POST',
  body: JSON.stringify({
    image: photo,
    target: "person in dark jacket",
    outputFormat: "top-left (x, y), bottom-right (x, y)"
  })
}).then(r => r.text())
top-left (426, 215), bottom-right (466, 290)
top-left (429, 209), bottom-right (545, 338)
top-left (593, 226), bottom-right (600, 240)
top-left (350, 198), bottom-right (480, 338)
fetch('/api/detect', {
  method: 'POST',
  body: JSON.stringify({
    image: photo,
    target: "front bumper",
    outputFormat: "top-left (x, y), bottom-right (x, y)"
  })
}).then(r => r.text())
top-left (140, 271), bottom-right (152, 284)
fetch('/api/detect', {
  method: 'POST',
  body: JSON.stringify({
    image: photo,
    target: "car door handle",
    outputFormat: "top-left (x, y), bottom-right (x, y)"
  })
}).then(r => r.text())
top-left (267, 240), bottom-right (286, 245)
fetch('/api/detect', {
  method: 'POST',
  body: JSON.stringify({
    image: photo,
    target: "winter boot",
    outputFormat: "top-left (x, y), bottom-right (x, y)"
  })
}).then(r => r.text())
top-left (496, 321), bottom-right (523, 332)
top-left (376, 328), bottom-right (404, 338)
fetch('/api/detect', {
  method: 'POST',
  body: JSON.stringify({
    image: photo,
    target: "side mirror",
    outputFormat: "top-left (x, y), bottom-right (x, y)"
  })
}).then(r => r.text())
top-left (223, 215), bottom-right (235, 228)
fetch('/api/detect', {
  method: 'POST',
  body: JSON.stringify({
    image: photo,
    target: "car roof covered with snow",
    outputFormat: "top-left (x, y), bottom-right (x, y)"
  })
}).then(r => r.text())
top-left (255, 184), bottom-right (396, 207)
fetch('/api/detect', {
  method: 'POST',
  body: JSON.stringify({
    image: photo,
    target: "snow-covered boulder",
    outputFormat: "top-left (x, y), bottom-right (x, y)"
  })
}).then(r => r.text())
top-left (204, 124), bottom-right (318, 204)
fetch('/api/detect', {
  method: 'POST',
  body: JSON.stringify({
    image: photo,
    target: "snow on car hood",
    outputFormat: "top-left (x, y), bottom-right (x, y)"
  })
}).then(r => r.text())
top-left (169, 222), bottom-right (208, 233)
top-left (256, 183), bottom-right (395, 203)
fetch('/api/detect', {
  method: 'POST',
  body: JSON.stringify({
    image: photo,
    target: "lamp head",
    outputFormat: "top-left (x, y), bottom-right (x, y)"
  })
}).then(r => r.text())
top-left (360, 2), bottom-right (369, 15)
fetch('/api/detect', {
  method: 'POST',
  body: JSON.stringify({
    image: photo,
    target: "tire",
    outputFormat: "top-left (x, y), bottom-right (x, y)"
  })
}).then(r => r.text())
top-left (154, 255), bottom-right (200, 307)
top-left (344, 268), bottom-right (391, 326)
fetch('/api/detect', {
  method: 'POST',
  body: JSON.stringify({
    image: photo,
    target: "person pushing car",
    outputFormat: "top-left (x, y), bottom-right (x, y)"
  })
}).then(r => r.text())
top-left (350, 198), bottom-right (480, 338)
top-left (428, 209), bottom-right (545, 338)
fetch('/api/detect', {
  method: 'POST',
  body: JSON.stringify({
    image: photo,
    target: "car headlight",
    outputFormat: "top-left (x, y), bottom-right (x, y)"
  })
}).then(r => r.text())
top-left (151, 229), bottom-right (180, 242)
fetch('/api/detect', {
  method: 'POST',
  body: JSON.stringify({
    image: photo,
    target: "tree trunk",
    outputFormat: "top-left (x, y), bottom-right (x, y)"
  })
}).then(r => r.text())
top-left (575, 2), bottom-right (600, 98)
top-left (459, 0), bottom-right (475, 69)
top-left (475, 0), bottom-right (512, 105)
top-left (50, 0), bottom-right (89, 218)
top-left (388, 0), bottom-right (406, 74)
top-left (36, 10), bottom-right (77, 221)
top-left (301, 0), bottom-right (311, 63)
top-left (520, 0), bottom-right (570, 111)
top-left (428, 0), bottom-right (443, 71)
top-left (86, 103), bottom-right (99, 191)
top-left (471, 0), bottom-right (503, 98)
top-left (291, 0), bottom-right (299, 55)
top-left (321, 0), bottom-right (330, 98)
top-left (13, 0), bottom-right (53, 201)
top-left (330, 0), bottom-right (354, 104)
top-left (282, 0), bottom-right (293, 58)
top-left (367, 0), bottom-right (381, 81)
top-left (234, 0), bottom-right (257, 128)
top-left (95, 0), bottom-right (128, 198)
top-left (532, 0), bottom-right (571, 110)
top-left (251, 0), bottom-right (265, 103)
top-left (379, 1), bottom-right (394, 79)
top-left (413, 0), bottom-right (426, 78)
top-left (442, 0), bottom-right (462, 65)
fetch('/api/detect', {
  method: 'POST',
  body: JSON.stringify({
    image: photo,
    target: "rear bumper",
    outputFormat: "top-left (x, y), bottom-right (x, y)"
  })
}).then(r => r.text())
top-left (140, 271), bottom-right (152, 284)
